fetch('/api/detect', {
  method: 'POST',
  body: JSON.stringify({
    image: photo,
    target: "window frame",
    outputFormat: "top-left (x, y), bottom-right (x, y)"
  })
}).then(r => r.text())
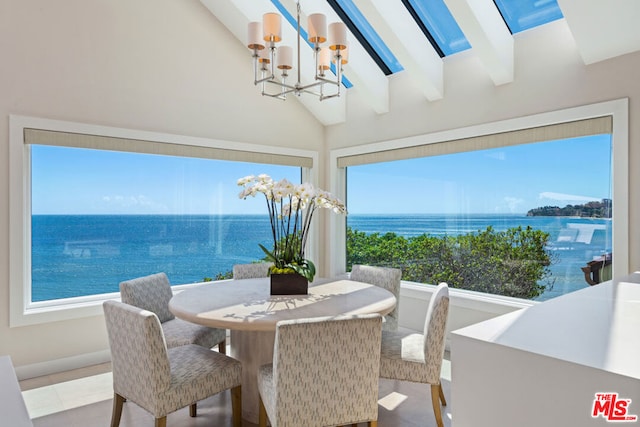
top-left (328, 99), bottom-right (629, 302)
top-left (9, 115), bottom-right (319, 327)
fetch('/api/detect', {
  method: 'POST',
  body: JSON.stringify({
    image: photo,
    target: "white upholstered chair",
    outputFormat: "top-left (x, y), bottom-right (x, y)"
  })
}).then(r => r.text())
top-left (119, 272), bottom-right (227, 353)
top-left (232, 262), bottom-right (272, 279)
top-left (350, 264), bottom-right (402, 331)
top-left (379, 282), bottom-right (450, 427)
top-left (257, 314), bottom-right (383, 427)
top-left (103, 300), bottom-right (242, 427)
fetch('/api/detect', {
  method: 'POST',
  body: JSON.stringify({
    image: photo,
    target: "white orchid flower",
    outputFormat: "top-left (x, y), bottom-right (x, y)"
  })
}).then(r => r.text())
top-left (237, 175), bottom-right (255, 186)
top-left (237, 174), bottom-right (347, 282)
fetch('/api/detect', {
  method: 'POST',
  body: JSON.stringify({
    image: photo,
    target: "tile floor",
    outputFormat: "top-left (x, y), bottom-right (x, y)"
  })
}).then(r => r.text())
top-left (20, 357), bottom-right (452, 427)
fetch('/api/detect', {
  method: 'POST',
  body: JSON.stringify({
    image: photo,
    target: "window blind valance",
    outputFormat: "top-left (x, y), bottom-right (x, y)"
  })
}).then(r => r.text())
top-left (24, 128), bottom-right (314, 168)
top-left (337, 116), bottom-right (612, 168)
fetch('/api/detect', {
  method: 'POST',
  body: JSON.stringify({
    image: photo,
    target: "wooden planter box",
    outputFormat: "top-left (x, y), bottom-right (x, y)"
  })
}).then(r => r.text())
top-left (270, 273), bottom-right (308, 295)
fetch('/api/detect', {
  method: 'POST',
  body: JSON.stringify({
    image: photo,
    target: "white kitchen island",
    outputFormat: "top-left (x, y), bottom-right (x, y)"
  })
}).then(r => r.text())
top-left (451, 272), bottom-right (640, 427)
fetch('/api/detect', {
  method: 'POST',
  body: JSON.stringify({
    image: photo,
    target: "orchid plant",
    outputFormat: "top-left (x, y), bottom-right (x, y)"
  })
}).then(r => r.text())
top-left (238, 174), bottom-right (347, 282)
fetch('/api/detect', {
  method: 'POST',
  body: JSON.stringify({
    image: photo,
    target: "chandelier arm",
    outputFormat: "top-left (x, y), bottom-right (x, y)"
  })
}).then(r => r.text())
top-left (253, 54), bottom-right (274, 85)
top-left (315, 76), bottom-right (340, 86)
top-left (262, 82), bottom-right (299, 99)
top-left (300, 88), bottom-right (324, 97)
top-left (295, 80), bottom-right (325, 92)
top-left (255, 75), bottom-right (276, 85)
top-left (299, 88), bottom-right (339, 100)
top-left (314, 46), bottom-right (320, 81)
top-left (264, 80), bottom-right (298, 91)
top-left (319, 92), bottom-right (340, 101)
top-left (261, 92), bottom-right (287, 100)
top-left (252, 52), bottom-right (259, 83)
top-left (269, 44), bottom-right (276, 79)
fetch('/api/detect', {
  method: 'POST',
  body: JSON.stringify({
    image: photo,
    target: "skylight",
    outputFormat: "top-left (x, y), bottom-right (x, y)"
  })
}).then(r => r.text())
top-left (271, 0), bottom-right (564, 82)
top-left (326, 0), bottom-right (403, 76)
top-left (403, 0), bottom-right (471, 57)
top-left (493, 0), bottom-right (564, 34)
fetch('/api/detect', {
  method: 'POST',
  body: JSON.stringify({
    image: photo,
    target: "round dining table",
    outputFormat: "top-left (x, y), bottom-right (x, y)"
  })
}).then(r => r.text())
top-left (169, 277), bottom-right (397, 423)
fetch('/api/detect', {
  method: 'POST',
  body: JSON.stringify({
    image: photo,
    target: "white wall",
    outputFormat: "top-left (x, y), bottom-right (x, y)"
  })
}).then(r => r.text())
top-left (0, 0), bottom-right (324, 373)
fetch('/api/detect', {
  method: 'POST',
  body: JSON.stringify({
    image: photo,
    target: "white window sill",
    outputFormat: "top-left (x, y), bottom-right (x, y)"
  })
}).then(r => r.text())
top-left (401, 281), bottom-right (535, 314)
top-left (10, 282), bottom-right (218, 327)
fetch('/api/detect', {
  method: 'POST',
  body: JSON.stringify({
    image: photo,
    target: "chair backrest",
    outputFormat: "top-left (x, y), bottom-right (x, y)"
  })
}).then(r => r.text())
top-left (272, 314), bottom-right (382, 426)
top-left (119, 272), bottom-right (175, 322)
top-left (350, 264), bottom-right (402, 330)
top-left (232, 262), bottom-right (272, 279)
top-left (103, 300), bottom-right (171, 409)
top-left (422, 282), bottom-right (450, 384)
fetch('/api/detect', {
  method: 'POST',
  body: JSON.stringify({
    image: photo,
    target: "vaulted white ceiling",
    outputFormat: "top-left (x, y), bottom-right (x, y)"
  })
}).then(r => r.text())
top-left (201, 0), bottom-right (640, 126)
top-left (558, 0), bottom-right (640, 65)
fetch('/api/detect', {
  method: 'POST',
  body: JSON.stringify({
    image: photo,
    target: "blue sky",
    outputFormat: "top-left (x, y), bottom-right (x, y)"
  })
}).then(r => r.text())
top-left (31, 147), bottom-right (300, 215)
top-left (31, 134), bottom-right (611, 215)
top-left (347, 134), bottom-right (612, 214)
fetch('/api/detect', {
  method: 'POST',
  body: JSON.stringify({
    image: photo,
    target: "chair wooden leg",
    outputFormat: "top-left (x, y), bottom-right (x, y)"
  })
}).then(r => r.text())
top-left (231, 385), bottom-right (242, 427)
top-left (258, 393), bottom-right (268, 427)
top-left (154, 416), bottom-right (167, 427)
top-left (439, 383), bottom-right (447, 406)
top-left (431, 384), bottom-right (444, 427)
top-left (110, 393), bottom-right (124, 427)
top-left (189, 403), bottom-right (197, 417)
top-left (219, 339), bottom-right (227, 355)
top-left (369, 421), bottom-right (377, 427)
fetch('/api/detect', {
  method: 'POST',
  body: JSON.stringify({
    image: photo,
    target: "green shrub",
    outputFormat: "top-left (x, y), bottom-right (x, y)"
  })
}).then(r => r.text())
top-left (347, 225), bottom-right (555, 299)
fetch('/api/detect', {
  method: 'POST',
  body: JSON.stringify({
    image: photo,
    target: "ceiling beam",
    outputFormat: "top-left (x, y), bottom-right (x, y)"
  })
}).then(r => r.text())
top-left (444, 0), bottom-right (513, 86)
top-left (355, 0), bottom-right (443, 101)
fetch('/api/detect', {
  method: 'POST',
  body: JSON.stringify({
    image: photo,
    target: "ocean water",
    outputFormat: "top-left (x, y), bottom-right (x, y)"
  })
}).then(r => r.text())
top-left (31, 214), bottom-right (611, 302)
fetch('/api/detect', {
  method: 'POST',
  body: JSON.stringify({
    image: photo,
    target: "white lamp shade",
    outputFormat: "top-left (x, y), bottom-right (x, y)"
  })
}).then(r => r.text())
top-left (307, 13), bottom-right (327, 43)
top-left (328, 22), bottom-right (347, 50)
top-left (318, 47), bottom-right (331, 71)
top-left (333, 43), bottom-right (349, 65)
top-left (263, 13), bottom-right (282, 42)
top-left (247, 22), bottom-right (264, 50)
top-left (277, 46), bottom-right (293, 70)
top-left (258, 47), bottom-right (271, 63)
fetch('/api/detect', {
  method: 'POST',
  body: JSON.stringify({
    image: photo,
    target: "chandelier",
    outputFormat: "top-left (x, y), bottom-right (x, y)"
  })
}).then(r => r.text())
top-left (246, 2), bottom-right (349, 101)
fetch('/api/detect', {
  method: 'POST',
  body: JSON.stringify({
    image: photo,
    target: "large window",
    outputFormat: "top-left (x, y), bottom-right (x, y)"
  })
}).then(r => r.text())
top-left (30, 145), bottom-right (300, 301)
top-left (329, 99), bottom-right (629, 302)
top-left (10, 116), bottom-right (317, 325)
top-left (345, 134), bottom-right (612, 301)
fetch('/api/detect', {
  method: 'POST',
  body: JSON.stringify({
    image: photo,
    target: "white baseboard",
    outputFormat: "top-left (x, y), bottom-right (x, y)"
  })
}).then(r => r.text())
top-left (14, 350), bottom-right (111, 381)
